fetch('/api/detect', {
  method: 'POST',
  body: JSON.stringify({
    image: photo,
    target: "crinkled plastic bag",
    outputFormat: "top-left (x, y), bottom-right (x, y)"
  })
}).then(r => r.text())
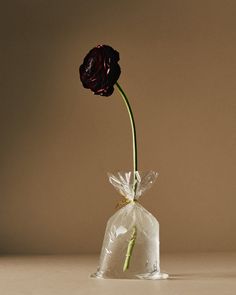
top-left (91, 171), bottom-right (168, 280)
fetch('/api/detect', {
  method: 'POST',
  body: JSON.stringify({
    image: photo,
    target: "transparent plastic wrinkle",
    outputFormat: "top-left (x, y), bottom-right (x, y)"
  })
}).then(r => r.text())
top-left (91, 171), bottom-right (168, 280)
top-left (108, 171), bottom-right (158, 200)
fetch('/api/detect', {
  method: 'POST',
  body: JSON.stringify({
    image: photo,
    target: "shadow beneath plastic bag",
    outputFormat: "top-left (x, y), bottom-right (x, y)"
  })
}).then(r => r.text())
top-left (169, 272), bottom-right (236, 280)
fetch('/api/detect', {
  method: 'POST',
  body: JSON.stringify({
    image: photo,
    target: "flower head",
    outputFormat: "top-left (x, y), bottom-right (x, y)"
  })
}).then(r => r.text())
top-left (79, 45), bottom-right (121, 96)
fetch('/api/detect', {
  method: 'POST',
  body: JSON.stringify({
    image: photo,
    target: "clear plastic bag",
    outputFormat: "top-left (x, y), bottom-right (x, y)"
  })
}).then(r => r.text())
top-left (91, 171), bottom-right (168, 280)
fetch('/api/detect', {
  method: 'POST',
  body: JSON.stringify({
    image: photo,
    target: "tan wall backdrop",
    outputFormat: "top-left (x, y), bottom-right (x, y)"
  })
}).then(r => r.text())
top-left (0, 0), bottom-right (235, 254)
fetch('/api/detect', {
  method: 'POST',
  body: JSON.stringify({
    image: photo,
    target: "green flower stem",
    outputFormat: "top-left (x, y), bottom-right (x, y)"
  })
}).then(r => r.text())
top-left (115, 82), bottom-right (138, 271)
top-left (123, 226), bottom-right (137, 272)
top-left (115, 82), bottom-right (138, 185)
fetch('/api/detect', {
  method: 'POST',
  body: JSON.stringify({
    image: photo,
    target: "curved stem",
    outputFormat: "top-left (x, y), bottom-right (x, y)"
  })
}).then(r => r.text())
top-left (115, 82), bottom-right (138, 177)
top-left (115, 82), bottom-right (138, 272)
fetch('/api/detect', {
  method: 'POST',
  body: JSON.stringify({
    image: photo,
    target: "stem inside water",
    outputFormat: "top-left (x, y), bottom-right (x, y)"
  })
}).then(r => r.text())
top-left (123, 225), bottom-right (137, 272)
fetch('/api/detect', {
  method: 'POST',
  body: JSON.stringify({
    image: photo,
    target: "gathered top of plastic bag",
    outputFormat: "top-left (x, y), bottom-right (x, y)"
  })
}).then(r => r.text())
top-left (107, 171), bottom-right (158, 200)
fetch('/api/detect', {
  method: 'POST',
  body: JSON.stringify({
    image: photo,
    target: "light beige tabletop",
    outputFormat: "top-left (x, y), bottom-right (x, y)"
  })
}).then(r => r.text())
top-left (0, 252), bottom-right (235, 295)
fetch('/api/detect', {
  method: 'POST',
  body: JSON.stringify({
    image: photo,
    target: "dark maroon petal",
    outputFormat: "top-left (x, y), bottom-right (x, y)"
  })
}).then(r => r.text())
top-left (79, 45), bottom-right (121, 97)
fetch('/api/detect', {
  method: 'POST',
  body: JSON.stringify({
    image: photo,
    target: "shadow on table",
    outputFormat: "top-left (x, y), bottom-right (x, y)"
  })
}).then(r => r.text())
top-left (169, 272), bottom-right (236, 280)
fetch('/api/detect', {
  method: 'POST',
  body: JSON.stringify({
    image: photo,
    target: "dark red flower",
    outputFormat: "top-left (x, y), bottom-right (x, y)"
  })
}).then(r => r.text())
top-left (79, 45), bottom-right (121, 97)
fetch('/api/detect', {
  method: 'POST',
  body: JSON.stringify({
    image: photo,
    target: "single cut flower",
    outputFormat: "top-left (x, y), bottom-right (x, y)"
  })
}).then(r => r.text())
top-left (80, 44), bottom-right (137, 272)
top-left (79, 45), bottom-right (121, 96)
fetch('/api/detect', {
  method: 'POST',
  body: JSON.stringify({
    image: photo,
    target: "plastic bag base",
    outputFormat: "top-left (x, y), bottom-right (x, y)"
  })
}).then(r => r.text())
top-left (90, 271), bottom-right (169, 280)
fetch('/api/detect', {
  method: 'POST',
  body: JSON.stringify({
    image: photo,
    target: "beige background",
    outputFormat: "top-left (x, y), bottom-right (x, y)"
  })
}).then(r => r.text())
top-left (0, 0), bottom-right (235, 254)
